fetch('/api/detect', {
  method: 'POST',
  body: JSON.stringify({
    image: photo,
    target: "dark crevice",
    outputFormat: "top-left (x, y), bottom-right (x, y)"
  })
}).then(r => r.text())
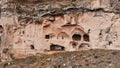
top-left (83, 34), bottom-right (90, 42)
top-left (30, 45), bottom-right (35, 49)
top-left (72, 34), bottom-right (81, 41)
top-left (50, 44), bottom-right (65, 51)
top-left (0, 25), bottom-right (4, 34)
top-left (45, 35), bottom-right (50, 39)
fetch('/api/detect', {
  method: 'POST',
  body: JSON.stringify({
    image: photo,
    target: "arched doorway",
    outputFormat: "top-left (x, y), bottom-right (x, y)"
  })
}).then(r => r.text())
top-left (72, 34), bottom-right (81, 41)
top-left (57, 32), bottom-right (69, 39)
top-left (50, 44), bottom-right (65, 51)
top-left (83, 34), bottom-right (90, 42)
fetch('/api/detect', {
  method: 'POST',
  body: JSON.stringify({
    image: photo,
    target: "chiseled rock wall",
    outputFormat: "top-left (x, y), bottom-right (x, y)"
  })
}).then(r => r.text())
top-left (0, 0), bottom-right (120, 58)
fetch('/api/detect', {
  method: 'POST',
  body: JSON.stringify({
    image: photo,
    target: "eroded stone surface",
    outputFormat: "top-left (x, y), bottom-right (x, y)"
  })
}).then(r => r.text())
top-left (0, 0), bottom-right (120, 59)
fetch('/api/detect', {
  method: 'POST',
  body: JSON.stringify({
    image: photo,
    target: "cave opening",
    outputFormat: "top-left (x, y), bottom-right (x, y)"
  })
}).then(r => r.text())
top-left (50, 44), bottom-right (65, 51)
top-left (72, 34), bottom-right (81, 41)
top-left (72, 42), bottom-right (77, 48)
top-left (83, 34), bottom-right (90, 42)
top-left (22, 31), bottom-right (25, 34)
top-left (0, 25), bottom-right (3, 33)
top-left (0, 30), bottom-right (3, 33)
top-left (30, 45), bottom-right (35, 49)
top-left (79, 43), bottom-right (90, 48)
top-left (45, 35), bottom-right (50, 39)
top-left (0, 25), bottom-right (3, 28)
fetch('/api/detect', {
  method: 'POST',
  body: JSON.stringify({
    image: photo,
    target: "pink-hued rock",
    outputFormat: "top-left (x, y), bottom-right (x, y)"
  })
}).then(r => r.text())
top-left (0, 0), bottom-right (120, 58)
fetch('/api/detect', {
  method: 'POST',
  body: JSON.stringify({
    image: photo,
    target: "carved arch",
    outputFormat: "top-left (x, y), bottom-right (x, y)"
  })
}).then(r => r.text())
top-left (57, 32), bottom-right (69, 39)
top-left (71, 28), bottom-right (85, 35)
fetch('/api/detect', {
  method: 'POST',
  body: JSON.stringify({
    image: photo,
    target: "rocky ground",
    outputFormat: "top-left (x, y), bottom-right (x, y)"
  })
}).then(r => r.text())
top-left (0, 49), bottom-right (120, 68)
top-left (0, 0), bottom-right (120, 68)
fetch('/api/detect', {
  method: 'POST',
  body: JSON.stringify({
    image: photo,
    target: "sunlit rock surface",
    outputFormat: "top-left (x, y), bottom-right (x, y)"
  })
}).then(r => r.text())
top-left (0, 0), bottom-right (120, 59)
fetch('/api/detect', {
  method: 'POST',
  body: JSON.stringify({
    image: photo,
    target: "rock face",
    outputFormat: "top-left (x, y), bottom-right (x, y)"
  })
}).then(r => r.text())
top-left (0, 0), bottom-right (120, 58)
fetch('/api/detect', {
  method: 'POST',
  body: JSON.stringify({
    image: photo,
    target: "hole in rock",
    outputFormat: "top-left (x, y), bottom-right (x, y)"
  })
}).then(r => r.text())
top-left (50, 44), bottom-right (65, 51)
top-left (72, 34), bottom-right (81, 41)
top-left (83, 34), bottom-right (90, 42)
top-left (0, 25), bottom-right (3, 33)
top-left (45, 35), bottom-right (50, 39)
top-left (30, 45), bottom-right (35, 49)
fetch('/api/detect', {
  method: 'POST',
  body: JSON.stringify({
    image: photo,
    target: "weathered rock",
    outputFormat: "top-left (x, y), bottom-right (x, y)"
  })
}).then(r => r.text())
top-left (0, 0), bottom-right (120, 59)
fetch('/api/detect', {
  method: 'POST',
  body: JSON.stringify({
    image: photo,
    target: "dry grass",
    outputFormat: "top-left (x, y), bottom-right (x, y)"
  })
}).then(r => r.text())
top-left (1, 49), bottom-right (120, 68)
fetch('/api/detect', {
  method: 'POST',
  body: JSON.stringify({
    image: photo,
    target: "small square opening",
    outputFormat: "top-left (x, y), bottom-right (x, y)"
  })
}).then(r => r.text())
top-left (45, 35), bottom-right (50, 39)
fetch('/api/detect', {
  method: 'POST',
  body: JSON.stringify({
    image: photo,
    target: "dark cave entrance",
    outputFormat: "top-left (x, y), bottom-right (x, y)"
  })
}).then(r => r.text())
top-left (72, 34), bottom-right (81, 41)
top-left (0, 25), bottom-right (3, 33)
top-left (30, 45), bottom-right (35, 49)
top-left (83, 34), bottom-right (90, 42)
top-left (45, 35), bottom-right (50, 39)
top-left (50, 44), bottom-right (65, 51)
